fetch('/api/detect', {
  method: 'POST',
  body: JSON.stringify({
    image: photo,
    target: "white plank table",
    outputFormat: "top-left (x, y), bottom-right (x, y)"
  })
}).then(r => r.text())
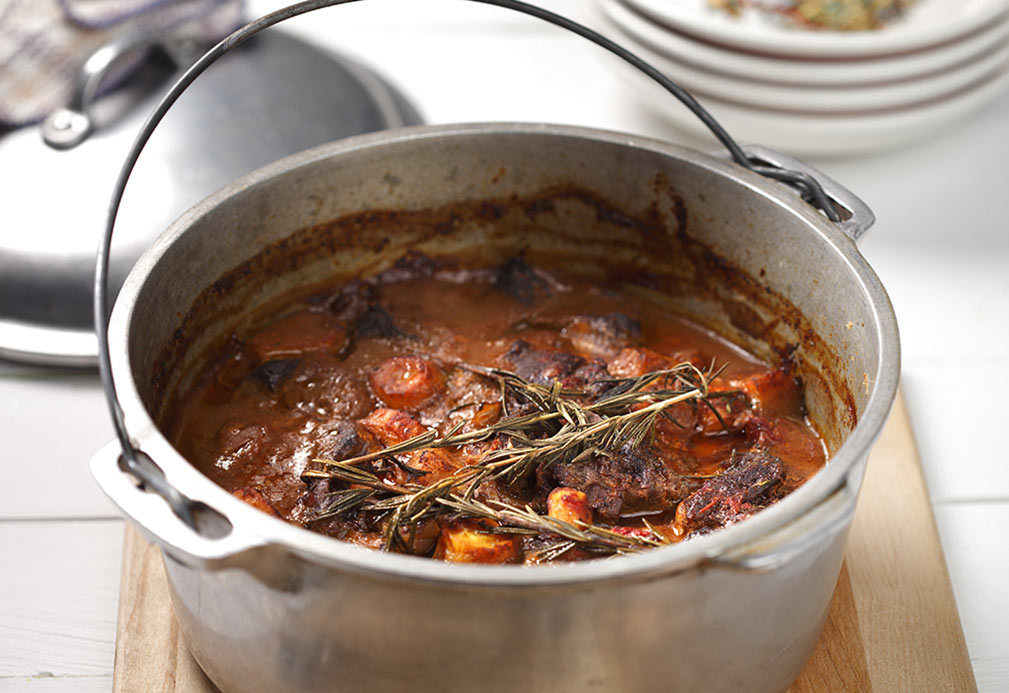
top-left (1, 1), bottom-right (1006, 689)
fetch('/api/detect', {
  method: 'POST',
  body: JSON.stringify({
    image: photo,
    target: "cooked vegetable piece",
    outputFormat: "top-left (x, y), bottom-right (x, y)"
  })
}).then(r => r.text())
top-left (233, 487), bottom-right (282, 517)
top-left (370, 356), bottom-right (446, 411)
top-left (357, 407), bottom-right (457, 483)
top-left (547, 487), bottom-right (593, 526)
top-left (434, 518), bottom-right (523, 564)
top-left (358, 407), bottom-right (427, 446)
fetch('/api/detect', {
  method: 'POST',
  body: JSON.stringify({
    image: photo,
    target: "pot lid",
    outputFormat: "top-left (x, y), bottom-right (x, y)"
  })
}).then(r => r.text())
top-left (0, 30), bottom-right (421, 367)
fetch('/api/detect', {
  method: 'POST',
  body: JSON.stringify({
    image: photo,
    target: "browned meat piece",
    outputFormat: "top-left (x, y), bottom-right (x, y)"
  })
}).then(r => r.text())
top-left (355, 304), bottom-right (410, 340)
top-left (673, 448), bottom-right (784, 536)
top-left (607, 347), bottom-right (705, 378)
top-left (504, 339), bottom-right (584, 386)
top-left (277, 355), bottom-right (374, 420)
top-left (729, 369), bottom-right (804, 418)
top-left (493, 254), bottom-right (551, 304)
top-left (375, 251), bottom-right (442, 284)
top-left (233, 487), bottom-right (282, 517)
top-left (325, 280), bottom-right (376, 322)
top-left (245, 312), bottom-right (348, 360)
top-left (561, 312), bottom-right (641, 360)
top-left (370, 356), bottom-right (446, 411)
top-left (544, 443), bottom-right (696, 521)
top-left (311, 419), bottom-right (364, 461)
top-left (251, 358), bottom-right (300, 392)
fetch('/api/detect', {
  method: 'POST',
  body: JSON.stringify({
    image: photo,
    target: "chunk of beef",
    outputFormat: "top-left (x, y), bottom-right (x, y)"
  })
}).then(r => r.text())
top-left (544, 443), bottom-right (696, 521)
top-left (313, 419), bottom-right (364, 461)
top-left (355, 305), bottom-right (410, 340)
top-left (729, 369), bottom-right (804, 419)
top-left (375, 251), bottom-right (442, 284)
top-left (561, 312), bottom-right (642, 360)
top-left (493, 255), bottom-right (551, 305)
top-left (277, 355), bottom-right (374, 419)
top-left (326, 280), bottom-right (377, 322)
top-left (245, 312), bottom-right (348, 360)
top-left (607, 347), bottom-right (704, 378)
top-left (504, 339), bottom-right (584, 386)
top-left (251, 358), bottom-right (300, 392)
top-left (673, 448), bottom-right (784, 536)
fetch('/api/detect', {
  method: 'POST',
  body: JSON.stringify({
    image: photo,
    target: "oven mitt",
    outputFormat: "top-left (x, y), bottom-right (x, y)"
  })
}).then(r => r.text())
top-left (0, 0), bottom-right (245, 128)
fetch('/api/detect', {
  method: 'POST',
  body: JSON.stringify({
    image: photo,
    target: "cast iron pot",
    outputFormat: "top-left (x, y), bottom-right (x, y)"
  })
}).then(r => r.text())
top-left (91, 121), bottom-right (899, 692)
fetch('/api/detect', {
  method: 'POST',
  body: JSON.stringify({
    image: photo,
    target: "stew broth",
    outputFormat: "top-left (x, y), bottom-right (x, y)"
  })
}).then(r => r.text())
top-left (167, 255), bottom-right (827, 564)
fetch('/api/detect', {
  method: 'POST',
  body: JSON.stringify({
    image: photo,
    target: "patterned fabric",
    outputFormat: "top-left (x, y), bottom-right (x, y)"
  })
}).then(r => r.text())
top-left (0, 0), bottom-right (245, 127)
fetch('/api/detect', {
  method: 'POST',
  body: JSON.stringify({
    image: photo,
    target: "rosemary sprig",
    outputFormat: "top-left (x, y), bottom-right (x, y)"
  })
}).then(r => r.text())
top-left (311, 362), bottom-right (713, 475)
top-left (302, 361), bottom-right (719, 555)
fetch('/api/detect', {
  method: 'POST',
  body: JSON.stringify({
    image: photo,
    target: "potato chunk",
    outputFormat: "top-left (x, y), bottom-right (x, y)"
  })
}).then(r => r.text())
top-left (547, 487), bottom-right (593, 526)
top-left (433, 519), bottom-right (522, 564)
top-left (369, 356), bottom-right (446, 411)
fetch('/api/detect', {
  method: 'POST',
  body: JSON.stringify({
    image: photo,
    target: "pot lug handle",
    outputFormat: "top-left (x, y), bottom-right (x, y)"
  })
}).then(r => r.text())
top-left (708, 472), bottom-right (859, 573)
top-left (91, 440), bottom-right (266, 568)
top-left (741, 145), bottom-right (876, 242)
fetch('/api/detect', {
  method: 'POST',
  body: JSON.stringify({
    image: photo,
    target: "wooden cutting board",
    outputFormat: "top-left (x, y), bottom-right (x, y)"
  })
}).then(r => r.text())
top-left (111, 392), bottom-right (977, 692)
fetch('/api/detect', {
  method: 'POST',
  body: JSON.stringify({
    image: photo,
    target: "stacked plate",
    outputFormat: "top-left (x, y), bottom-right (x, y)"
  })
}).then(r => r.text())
top-left (598, 0), bottom-right (1009, 156)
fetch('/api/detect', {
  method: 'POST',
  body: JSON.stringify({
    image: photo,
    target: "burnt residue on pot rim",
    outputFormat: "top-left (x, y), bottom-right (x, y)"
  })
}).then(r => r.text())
top-left (151, 182), bottom-right (858, 455)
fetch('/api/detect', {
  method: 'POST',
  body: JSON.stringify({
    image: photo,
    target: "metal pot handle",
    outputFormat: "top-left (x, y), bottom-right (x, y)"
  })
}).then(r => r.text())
top-left (742, 145), bottom-right (876, 241)
top-left (91, 440), bottom-right (266, 567)
top-left (95, 0), bottom-right (852, 544)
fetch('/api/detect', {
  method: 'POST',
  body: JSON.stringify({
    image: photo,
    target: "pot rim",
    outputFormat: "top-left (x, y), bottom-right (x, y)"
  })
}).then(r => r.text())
top-left (108, 122), bottom-right (900, 586)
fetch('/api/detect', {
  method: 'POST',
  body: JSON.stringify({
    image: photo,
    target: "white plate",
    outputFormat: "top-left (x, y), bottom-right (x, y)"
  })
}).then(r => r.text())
top-left (602, 0), bottom-right (1009, 86)
top-left (612, 53), bottom-right (1009, 156)
top-left (603, 17), bottom-right (1009, 113)
top-left (623, 0), bottom-right (1009, 59)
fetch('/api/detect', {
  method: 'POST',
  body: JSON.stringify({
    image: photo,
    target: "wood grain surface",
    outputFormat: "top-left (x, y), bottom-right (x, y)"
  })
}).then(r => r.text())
top-left (112, 392), bottom-right (976, 692)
